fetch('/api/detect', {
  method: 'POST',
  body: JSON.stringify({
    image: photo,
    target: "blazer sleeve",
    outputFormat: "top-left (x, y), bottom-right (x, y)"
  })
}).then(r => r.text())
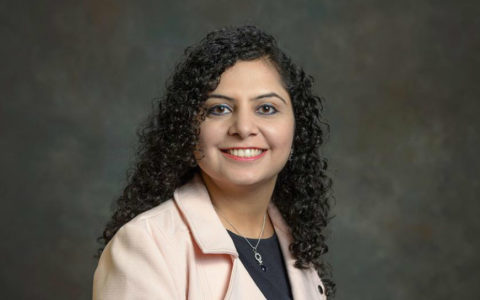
top-left (93, 220), bottom-right (180, 300)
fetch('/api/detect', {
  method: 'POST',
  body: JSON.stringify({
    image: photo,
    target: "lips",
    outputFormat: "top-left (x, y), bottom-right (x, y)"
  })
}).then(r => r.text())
top-left (220, 147), bottom-right (267, 150)
top-left (220, 147), bottom-right (267, 160)
top-left (220, 147), bottom-right (266, 154)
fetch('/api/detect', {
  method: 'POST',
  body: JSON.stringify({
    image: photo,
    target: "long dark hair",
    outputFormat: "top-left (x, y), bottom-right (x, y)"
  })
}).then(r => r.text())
top-left (98, 25), bottom-right (335, 297)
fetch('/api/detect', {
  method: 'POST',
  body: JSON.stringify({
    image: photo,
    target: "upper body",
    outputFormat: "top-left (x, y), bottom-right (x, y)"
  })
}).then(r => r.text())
top-left (93, 173), bottom-right (326, 299)
top-left (96, 25), bottom-right (334, 299)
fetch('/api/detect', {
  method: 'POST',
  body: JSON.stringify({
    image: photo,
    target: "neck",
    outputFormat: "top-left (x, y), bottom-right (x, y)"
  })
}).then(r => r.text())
top-left (200, 172), bottom-right (276, 238)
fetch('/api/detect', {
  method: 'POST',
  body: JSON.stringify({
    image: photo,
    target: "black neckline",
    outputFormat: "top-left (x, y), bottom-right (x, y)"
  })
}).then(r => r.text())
top-left (226, 229), bottom-right (277, 241)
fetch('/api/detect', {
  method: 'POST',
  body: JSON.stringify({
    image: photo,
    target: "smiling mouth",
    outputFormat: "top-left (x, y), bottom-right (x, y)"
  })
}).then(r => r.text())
top-left (220, 148), bottom-right (267, 158)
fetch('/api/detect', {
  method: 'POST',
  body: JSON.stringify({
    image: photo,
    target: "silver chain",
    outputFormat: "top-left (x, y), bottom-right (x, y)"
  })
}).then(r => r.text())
top-left (216, 210), bottom-right (266, 250)
top-left (215, 209), bottom-right (268, 270)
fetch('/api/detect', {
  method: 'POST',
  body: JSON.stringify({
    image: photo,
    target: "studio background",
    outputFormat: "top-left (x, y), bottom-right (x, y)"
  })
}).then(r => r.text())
top-left (1, 0), bottom-right (478, 299)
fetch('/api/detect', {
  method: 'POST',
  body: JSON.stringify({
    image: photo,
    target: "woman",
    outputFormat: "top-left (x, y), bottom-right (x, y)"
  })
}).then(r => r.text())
top-left (93, 25), bottom-right (334, 299)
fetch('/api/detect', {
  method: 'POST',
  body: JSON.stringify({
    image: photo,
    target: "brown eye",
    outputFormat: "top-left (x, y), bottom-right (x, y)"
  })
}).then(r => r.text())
top-left (207, 104), bottom-right (231, 116)
top-left (257, 104), bottom-right (278, 115)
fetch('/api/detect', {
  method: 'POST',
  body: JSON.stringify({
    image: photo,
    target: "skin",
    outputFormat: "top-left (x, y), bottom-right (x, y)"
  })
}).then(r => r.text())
top-left (194, 58), bottom-right (295, 238)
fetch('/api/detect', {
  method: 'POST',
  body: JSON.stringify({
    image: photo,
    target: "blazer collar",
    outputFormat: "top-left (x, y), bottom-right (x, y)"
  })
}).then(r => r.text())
top-left (173, 172), bottom-right (292, 257)
top-left (173, 173), bottom-right (322, 299)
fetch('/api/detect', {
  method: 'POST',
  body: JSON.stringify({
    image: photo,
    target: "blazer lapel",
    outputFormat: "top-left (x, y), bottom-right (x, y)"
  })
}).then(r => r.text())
top-left (175, 173), bottom-right (324, 299)
top-left (174, 173), bottom-right (238, 256)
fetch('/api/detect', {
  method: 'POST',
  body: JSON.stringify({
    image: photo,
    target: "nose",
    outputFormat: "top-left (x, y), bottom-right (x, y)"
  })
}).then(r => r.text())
top-left (227, 107), bottom-right (259, 138)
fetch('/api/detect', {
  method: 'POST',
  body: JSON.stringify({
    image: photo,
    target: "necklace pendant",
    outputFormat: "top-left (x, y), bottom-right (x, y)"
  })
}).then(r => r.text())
top-left (254, 251), bottom-right (267, 271)
top-left (254, 251), bottom-right (263, 264)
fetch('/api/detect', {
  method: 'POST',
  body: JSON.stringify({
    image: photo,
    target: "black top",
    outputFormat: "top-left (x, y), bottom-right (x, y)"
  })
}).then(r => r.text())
top-left (227, 230), bottom-right (293, 300)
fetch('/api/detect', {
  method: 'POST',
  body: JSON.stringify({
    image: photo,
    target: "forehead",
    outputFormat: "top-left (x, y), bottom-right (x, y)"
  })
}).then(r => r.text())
top-left (211, 59), bottom-right (288, 100)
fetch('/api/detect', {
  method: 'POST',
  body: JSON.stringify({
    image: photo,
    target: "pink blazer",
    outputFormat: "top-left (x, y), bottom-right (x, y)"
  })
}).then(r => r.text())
top-left (93, 173), bottom-right (327, 299)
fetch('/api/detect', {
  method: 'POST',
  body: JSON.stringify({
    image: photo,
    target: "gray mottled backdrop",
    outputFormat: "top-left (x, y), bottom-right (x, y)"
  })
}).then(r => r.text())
top-left (1, 0), bottom-right (478, 299)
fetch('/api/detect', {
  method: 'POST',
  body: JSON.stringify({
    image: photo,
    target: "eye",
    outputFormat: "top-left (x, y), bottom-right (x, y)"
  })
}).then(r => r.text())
top-left (257, 104), bottom-right (278, 115)
top-left (207, 104), bottom-right (232, 116)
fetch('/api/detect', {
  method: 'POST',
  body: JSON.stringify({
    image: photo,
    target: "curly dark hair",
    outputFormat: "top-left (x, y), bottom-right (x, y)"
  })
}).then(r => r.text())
top-left (98, 25), bottom-right (335, 297)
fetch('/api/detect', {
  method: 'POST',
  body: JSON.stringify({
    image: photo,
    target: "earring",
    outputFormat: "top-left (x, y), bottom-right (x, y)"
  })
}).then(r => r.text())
top-left (288, 148), bottom-right (294, 161)
top-left (189, 156), bottom-right (198, 167)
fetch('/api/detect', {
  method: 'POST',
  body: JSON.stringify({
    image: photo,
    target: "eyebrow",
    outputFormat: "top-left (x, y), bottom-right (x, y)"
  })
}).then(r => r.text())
top-left (207, 92), bottom-right (287, 104)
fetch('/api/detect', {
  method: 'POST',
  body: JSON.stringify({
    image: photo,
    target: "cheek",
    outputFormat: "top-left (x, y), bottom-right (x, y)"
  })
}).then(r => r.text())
top-left (265, 120), bottom-right (295, 149)
top-left (198, 122), bottom-right (222, 149)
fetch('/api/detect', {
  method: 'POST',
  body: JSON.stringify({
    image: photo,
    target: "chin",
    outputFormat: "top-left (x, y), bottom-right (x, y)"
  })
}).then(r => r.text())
top-left (220, 171), bottom-right (278, 187)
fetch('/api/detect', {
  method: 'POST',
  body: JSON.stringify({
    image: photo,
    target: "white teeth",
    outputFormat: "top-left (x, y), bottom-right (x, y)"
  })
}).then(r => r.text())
top-left (226, 149), bottom-right (263, 157)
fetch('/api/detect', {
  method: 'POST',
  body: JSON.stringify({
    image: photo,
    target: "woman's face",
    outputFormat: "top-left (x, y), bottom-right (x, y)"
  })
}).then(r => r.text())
top-left (194, 58), bottom-right (295, 188)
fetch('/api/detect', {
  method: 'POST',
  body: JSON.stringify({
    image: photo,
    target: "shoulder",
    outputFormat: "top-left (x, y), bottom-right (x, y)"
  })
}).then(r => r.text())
top-left (94, 199), bottom-right (186, 299)
top-left (114, 199), bottom-right (190, 246)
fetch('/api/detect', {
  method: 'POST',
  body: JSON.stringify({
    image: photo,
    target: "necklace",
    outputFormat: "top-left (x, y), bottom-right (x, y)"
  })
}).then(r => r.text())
top-left (215, 209), bottom-right (268, 272)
